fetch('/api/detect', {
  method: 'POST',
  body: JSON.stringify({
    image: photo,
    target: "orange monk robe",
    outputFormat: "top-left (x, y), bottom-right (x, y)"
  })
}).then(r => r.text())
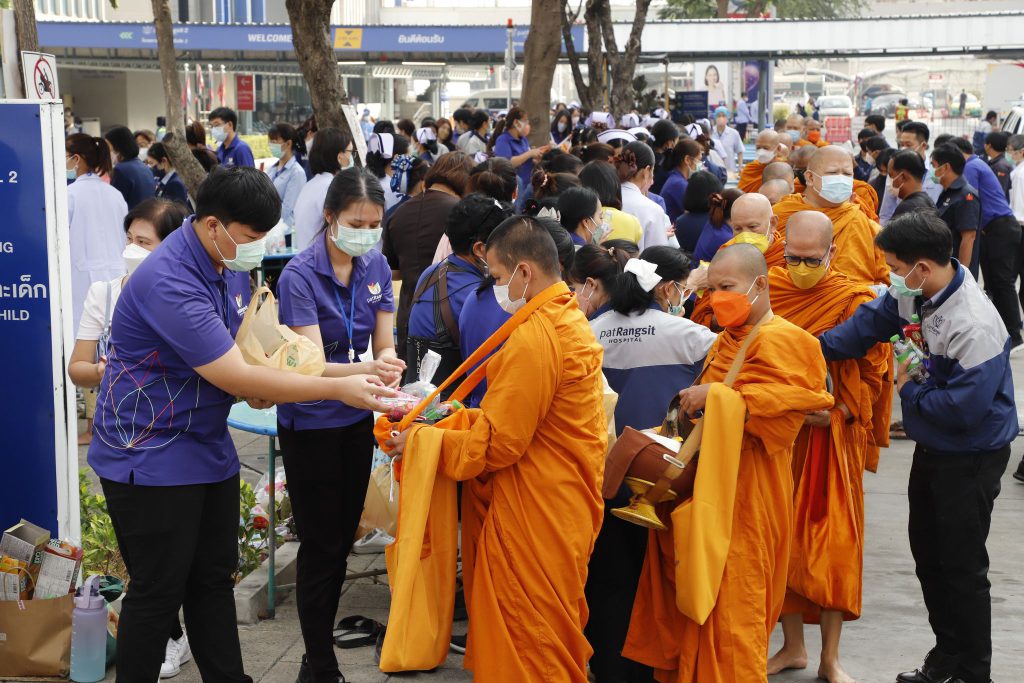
top-left (623, 316), bottom-right (833, 683)
top-left (739, 159), bottom-right (767, 193)
top-left (437, 283), bottom-right (608, 682)
top-left (794, 138), bottom-right (829, 148)
top-left (773, 193), bottom-right (889, 286)
top-left (690, 232), bottom-right (785, 329)
top-left (768, 268), bottom-right (890, 623)
top-left (852, 179), bottom-right (880, 221)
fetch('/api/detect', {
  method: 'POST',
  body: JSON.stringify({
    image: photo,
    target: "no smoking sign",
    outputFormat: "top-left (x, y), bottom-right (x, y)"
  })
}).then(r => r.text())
top-left (20, 52), bottom-right (60, 101)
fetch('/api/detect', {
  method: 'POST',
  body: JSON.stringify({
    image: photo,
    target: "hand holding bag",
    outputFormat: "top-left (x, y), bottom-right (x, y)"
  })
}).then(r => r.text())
top-left (235, 286), bottom-right (326, 376)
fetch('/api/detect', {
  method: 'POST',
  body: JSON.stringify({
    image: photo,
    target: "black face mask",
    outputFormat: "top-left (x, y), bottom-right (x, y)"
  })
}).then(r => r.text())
top-left (794, 169), bottom-right (806, 185)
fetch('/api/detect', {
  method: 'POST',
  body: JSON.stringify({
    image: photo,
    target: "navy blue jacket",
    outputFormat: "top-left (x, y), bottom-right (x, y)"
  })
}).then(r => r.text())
top-left (110, 157), bottom-right (156, 210)
top-left (820, 262), bottom-right (1017, 454)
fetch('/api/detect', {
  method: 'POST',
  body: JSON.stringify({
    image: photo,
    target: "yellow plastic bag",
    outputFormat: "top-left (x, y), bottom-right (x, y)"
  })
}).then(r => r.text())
top-left (235, 286), bottom-right (326, 376)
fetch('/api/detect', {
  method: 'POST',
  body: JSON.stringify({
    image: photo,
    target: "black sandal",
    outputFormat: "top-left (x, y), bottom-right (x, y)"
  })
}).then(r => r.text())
top-left (333, 615), bottom-right (384, 649)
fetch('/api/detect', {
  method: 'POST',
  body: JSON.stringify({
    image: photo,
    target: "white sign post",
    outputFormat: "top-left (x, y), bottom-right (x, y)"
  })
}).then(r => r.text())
top-left (341, 103), bottom-right (368, 167)
top-left (21, 51), bottom-right (59, 101)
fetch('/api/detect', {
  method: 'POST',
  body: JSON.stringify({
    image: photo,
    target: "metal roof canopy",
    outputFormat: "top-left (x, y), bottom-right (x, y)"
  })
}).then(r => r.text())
top-left (627, 12), bottom-right (1024, 60)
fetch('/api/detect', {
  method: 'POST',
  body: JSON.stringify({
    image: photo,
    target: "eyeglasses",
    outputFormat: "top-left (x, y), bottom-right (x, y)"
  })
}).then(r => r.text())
top-left (783, 251), bottom-right (829, 267)
top-left (344, 147), bottom-right (355, 153)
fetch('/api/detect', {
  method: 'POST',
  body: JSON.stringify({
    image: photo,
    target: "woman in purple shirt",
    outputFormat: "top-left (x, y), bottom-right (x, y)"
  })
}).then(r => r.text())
top-left (659, 137), bottom-right (703, 223)
top-left (276, 168), bottom-right (405, 683)
top-left (489, 107), bottom-right (549, 193)
top-left (87, 167), bottom-right (392, 682)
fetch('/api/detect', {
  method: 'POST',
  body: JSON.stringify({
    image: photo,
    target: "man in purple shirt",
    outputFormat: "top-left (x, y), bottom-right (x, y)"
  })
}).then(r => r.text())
top-left (88, 167), bottom-right (391, 682)
top-left (937, 135), bottom-right (1023, 349)
top-left (210, 106), bottom-right (255, 168)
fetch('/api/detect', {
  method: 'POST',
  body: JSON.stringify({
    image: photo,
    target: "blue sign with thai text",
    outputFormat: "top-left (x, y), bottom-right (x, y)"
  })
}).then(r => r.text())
top-left (37, 21), bottom-right (584, 55)
top-left (0, 103), bottom-right (59, 533)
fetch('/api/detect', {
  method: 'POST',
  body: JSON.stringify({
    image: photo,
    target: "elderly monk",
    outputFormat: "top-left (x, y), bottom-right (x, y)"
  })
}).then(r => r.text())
top-left (739, 130), bottom-right (788, 193)
top-left (689, 194), bottom-right (783, 329)
top-left (386, 216), bottom-right (607, 681)
top-left (763, 161), bottom-right (796, 189)
top-left (774, 146), bottom-right (889, 286)
top-left (796, 117), bottom-right (829, 148)
top-left (761, 179), bottom-right (795, 206)
top-left (785, 113), bottom-right (804, 142)
top-left (766, 212), bottom-right (890, 683)
top-left (623, 244), bottom-right (833, 683)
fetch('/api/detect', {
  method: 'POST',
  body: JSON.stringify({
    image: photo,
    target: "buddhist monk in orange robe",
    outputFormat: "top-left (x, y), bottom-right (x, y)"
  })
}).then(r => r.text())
top-left (794, 118), bottom-right (829, 148)
top-left (765, 212), bottom-right (890, 683)
top-left (739, 130), bottom-right (788, 193)
top-left (386, 216), bottom-right (607, 682)
top-left (773, 146), bottom-right (889, 286)
top-left (623, 244), bottom-right (834, 683)
top-left (689, 194), bottom-right (784, 329)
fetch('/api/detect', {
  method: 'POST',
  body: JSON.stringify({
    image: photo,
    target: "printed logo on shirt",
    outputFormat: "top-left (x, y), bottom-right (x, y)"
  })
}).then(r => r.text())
top-left (598, 325), bottom-right (656, 345)
top-left (966, 193), bottom-right (975, 201)
top-left (367, 281), bottom-right (382, 304)
top-left (235, 293), bottom-right (248, 317)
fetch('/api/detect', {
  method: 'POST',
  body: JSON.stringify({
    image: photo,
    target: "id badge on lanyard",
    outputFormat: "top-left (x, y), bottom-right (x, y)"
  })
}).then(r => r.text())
top-left (333, 285), bottom-right (358, 363)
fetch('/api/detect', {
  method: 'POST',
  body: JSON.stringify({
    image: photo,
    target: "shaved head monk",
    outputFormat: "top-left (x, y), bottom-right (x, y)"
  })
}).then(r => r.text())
top-left (761, 179), bottom-right (795, 205)
top-left (763, 161), bottom-right (795, 187)
top-left (785, 113), bottom-right (804, 141)
top-left (739, 130), bottom-right (788, 193)
top-left (797, 117), bottom-right (827, 148)
top-left (774, 146), bottom-right (889, 286)
top-left (790, 145), bottom-right (816, 191)
top-left (623, 244), bottom-right (833, 683)
top-left (688, 195), bottom-right (783, 329)
top-left (386, 216), bottom-right (607, 680)
top-left (766, 212), bottom-right (890, 683)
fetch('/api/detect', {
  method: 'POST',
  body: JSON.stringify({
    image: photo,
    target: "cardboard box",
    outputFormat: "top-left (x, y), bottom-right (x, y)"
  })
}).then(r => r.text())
top-left (34, 540), bottom-right (83, 599)
top-left (0, 519), bottom-right (51, 597)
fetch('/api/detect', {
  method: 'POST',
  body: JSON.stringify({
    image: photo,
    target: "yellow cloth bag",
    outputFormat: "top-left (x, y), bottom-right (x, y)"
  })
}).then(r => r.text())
top-left (235, 286), bottom-right (325, 376)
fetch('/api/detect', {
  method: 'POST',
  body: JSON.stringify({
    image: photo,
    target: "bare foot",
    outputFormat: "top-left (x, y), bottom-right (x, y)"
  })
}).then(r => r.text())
top-left (817, 659), bottom-right (857, 683)
top-left (767, 646), bottom-right (808, 675)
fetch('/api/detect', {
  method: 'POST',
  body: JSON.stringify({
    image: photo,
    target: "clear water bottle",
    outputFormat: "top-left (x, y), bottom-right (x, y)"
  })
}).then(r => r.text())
top-left (70, 575), bottom-right (107, 683)
top-left (891, 334), bottom-right (927, 383)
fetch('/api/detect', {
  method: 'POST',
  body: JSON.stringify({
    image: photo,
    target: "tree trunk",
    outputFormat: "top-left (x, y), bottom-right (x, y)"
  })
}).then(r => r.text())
top-left (285, 0), bottom-right (354, 144)
top-left (560, 0), bottom-right (591, 112)
top-left (609, 0), bottom-right (653, 117)
top-left (151, 0), bottom-right (207, 197)
top-left (12, 0), bottom-right (38, 98)
top-left (717, 0), bottom-right (729, 18)
top-left (522, 0), bottom-right (563, 147)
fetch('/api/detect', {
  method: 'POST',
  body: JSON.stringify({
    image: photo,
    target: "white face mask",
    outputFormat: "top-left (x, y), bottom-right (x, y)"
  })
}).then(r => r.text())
top-left (213, 221), bottom-right (266, 272)
top-left (211, 125), bottom-right (227, 143)
top-left (493, 265), bottom-right (528, 314)
top-left (332, 223), bottom-right (382, 257)
top-left (557, 122), bottom-right (568, 133)
top-left (122, 242), bottom-right (151, 275)
top-left (138, 146), bottom-right (150, 159)
top-left (756, 148), bottom-right (775, 164)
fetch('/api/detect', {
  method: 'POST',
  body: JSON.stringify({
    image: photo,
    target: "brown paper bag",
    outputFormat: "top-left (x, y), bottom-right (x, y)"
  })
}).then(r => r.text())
top-left (235, 286), bottom-right (327, 377)
top-left (0, 594), bottom-right (73, 677)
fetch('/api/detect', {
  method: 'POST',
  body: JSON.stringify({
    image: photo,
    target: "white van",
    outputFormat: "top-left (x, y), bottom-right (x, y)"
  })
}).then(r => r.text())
top-left (462, 88), bottom-right (564, 115)
top-left (1002, 107), bottom-right (1024, 138)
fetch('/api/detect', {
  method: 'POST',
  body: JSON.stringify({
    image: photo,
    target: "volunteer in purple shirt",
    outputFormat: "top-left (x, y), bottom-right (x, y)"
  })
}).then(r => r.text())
top-left (489, 107), bottom-right (549, 195)
top-left (87, 167), bottom-right (391, 683)
top-left (210, 106), bottom-right (255, 168)
top-left (275, 168), bottom-right (404, 683)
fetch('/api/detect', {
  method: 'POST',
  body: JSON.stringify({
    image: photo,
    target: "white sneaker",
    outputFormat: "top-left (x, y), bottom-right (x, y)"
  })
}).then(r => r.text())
top-left (352, 529), bottom-right (395, 555)
top-left (159, 633), bottom-right (191, 679)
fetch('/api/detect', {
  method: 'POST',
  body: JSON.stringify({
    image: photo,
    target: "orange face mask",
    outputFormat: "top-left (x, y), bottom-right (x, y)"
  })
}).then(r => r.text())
top-left (807, 130), bottom-right (822, 144)
top-left (709, 279), bottom-right (759, 328)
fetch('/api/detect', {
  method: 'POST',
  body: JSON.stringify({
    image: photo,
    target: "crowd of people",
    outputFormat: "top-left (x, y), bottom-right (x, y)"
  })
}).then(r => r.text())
top-left (65, 99), bottom-right (1022, 683)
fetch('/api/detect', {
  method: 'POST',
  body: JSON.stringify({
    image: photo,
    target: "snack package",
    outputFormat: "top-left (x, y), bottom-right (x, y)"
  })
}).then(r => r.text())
top-left (0, 555), bottom-right (31, 600)
top-left (34, 539), bottom-right (84, 599)
top-left (401, 350), bottom-right (441, 406)
top-left (0, 519), bottom-right (50, 595)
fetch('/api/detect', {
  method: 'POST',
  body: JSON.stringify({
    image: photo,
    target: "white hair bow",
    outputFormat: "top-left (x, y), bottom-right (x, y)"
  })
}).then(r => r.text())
top-left (536, 206), bottom-right (561, 222)
top-left (624, 258), bottom-right (662, 292)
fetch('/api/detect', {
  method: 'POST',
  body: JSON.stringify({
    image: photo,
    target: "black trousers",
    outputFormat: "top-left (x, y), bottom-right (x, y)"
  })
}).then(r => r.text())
top-left (102, 474), bottom-right (251, 683)
top-left (908, 444), bottom-right (1010, 683)
top-left (279, 417), bottom-right (374, 683)
top-left (979, 215), bottom-right (1023, 343)
top-left (584, 509), bottom-right (655, 683)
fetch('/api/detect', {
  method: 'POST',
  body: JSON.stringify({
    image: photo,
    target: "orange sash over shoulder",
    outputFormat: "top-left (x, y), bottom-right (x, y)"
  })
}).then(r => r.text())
top-left (739, 160), bottom-right (767, 193)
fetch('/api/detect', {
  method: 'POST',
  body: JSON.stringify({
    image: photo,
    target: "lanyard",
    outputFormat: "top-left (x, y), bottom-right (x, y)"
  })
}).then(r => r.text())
top-left (333, 284), bottom-right (357, 363)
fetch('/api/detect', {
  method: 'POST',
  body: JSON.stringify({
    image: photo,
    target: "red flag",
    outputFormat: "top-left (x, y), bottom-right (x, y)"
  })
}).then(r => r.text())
top-left (218, 66), bottom-right (226, 107)
top-left (208, 64), bottom-right (216, 109)
top-left (196, 63), bottom-right (205, 103)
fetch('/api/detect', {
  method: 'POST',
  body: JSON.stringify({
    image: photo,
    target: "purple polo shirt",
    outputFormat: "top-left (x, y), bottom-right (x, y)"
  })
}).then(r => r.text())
top-left (88, 217), bottom-right (251, 486)
top-left (493, 131), bottom-right (533, 189)
top-left (216, 135), bottom-right (255, 168)
top-left (457, 283), bottom-right (511, 408)
top-left (276, 233), bottom-right (395, 430)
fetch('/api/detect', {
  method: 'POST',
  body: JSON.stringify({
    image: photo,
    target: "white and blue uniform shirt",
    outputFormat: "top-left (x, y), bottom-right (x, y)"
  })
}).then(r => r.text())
top-left (590, 303), bottom-right (717, 434)
top-left (268, 156), bottom-right (308, 229)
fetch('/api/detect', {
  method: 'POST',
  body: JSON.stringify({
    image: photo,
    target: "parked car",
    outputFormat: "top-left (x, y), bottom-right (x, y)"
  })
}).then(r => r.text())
top-left (816, 95), bottom-right (854, 119)
top-left (1002, 107), bottom-right (1024, 137)
top-left (869, 93), bottom-right (908, 117)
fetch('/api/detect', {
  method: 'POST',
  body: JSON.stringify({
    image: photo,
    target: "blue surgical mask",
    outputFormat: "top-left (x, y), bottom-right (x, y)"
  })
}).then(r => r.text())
top-left (889, 263), bottom-right (925, 297)
top-left (342, 154), bottom-right (355, 170)
top-left (269, 142), bottom-right (284, 159)
top-left (67, 168), bottom-right (78, 181)
top-left (667, 283), bottom-right (691, 317)
top-left (788, 130), bottom-right (800, 143)
top-left (214, 221), bottom-right (266, 272)
top-left (332, 223), bottom-right (382, 257)
top-left (211, 125), bottom-right (227, 143)
top-left (817, 174), bottom-right (854, 204)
